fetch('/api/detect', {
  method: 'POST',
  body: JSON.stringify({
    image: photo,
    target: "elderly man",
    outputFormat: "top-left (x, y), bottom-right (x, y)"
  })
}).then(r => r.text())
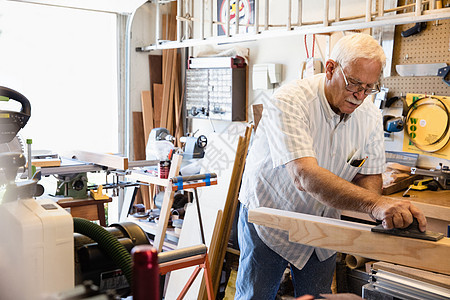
top-left (235, 33), bottom-right (426, 299)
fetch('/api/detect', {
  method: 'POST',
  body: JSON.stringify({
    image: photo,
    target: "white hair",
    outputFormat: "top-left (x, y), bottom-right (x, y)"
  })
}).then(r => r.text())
top-left (330, 33), bottom-right (386, 69)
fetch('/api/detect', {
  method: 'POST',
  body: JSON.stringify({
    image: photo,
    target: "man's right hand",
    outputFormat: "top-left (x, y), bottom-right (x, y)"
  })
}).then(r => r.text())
top-left (370, 198), bottom-right (427, 231)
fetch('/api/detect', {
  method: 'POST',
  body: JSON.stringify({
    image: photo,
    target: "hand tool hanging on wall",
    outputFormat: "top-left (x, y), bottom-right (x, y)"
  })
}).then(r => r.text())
top-left (401, 22), bottom-right (427, 37)
top-left (395, 63), bottom-right (447, 77)
top-left (437, 65), bottom-right (450, 86)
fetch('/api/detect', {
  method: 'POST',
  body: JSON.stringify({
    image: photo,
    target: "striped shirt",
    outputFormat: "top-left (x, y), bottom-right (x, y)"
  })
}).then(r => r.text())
top-left (239, 73), bottom-right (385, 269)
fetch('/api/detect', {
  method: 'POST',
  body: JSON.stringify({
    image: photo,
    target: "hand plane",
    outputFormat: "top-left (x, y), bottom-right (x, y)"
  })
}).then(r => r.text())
top-left (371, 218), bottom-right (444, 241)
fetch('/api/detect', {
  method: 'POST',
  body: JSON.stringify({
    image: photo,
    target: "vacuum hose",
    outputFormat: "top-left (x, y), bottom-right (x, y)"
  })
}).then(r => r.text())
top-left (73, 217), bottom-right (133, 286)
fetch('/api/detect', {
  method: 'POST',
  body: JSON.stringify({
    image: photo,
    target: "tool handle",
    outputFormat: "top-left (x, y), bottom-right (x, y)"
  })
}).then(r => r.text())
top-left (401, 22), bottom-right (427, 37)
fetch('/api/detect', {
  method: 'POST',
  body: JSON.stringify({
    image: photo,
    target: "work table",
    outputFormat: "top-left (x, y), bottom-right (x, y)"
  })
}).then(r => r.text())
top-left (342, 189), bottom-right (450, 234)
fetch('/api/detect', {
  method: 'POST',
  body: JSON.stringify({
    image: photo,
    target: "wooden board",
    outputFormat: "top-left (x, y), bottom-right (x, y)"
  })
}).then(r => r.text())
top-left (148, 54), bottom-right (162, 99)
top-left (141, 90), bottom-right (154, 147)
top-left (166, 51), bottom-right (179, 134)
top-left (153, 83), bottom-right (164, 128)
top-left (174, 53), bottom-right (184, 146)
top-left (152, 154), bottom-right (183, 252)
top-left (160, 49), bottom-right (174, 129)
top-left (31, 158), bottom-right (61, 167)
top-left (382, 174), bottom-right (420, 195)
top-left (252, 104), bottom-right (263, 131)
top-left (132, 111), bottom-right (146, 206)
top-left (248, 207), bottom-right (450, 275)
top-left (132, 111), bottom-right (146, 161)
top-left (73, 150), bottom-right (128, 170)
top-left (199, 125), bottom-right (253, 299)
top-left (389, 189), bottom-right (450, 210)
top-left (373, 261), bottom-right (450, 289)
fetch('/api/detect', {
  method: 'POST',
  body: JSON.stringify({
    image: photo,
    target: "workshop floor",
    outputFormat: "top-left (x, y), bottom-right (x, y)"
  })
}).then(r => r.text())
top-left (223, 268), bottom-right (296, 299)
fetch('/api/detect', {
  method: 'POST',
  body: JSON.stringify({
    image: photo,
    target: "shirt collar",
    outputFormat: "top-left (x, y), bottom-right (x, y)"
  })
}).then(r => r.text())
top-left (319, 75), bottom-right (352, 123)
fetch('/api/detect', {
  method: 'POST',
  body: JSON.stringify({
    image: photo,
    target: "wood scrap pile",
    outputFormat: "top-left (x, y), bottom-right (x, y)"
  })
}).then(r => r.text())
top-left (132, 2), bottom-right (183, 209)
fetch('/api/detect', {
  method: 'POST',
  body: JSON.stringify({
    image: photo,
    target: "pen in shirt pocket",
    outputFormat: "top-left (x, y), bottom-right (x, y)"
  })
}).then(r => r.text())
top-left (350, 156), bottom-right (368, 167)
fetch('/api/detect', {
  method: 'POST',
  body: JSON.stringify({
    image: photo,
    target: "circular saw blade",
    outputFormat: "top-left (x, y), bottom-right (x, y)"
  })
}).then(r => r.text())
top-left (0, 135), bottom-right (25, 154)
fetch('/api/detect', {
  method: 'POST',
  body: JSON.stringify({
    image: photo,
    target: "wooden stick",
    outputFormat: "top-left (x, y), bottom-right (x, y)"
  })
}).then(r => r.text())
top-left (324, 0), bottom-right (330, 26)
top-left (153, 154), bottom-right (183, 252)
top-left (167, 50), bottom-right (177, 134)
top-left (141, 91), bottom-right (154, 147)
top-left (335, 0), bottom-right (340, 21)
top-left (366, 0), bottom-right (372, 22)
top-left (173, 54), bottom-right (183, 146)
top-left (153, 83), bottom-right (164, 128)
top-left (373, 261), bottom-right (450, 289)
top-left (208, 126), bottom-right (253, 297)
top-left (160, 6), bottom-right (178, 130)
top-left (160, 49), bottom-right (174, 129)
top-left (73, 150), bottom-right (128, 170)
top-left (148, 55), bottom-right (163, 119)
top-left (249, 207), bottom-right (450, 275)
top-left (132, 111), bottom-right (150, 208)
top-left (378, 0), bottom-right (384, 17)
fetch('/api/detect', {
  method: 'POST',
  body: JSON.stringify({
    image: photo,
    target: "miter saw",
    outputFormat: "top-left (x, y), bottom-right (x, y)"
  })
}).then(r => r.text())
top-left (0, 86), bottom-right (30, 163)
top-left (0, 87), bottom-right (75, 299)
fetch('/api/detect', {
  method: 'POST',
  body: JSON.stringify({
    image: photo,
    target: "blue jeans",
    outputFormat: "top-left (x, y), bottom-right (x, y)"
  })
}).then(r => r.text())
top-left (235, 205), bottom-right (336, 300)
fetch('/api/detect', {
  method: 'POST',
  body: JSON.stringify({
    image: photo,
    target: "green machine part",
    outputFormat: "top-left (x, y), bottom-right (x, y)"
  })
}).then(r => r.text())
top-left (56, 172), bottom-right (88, 199)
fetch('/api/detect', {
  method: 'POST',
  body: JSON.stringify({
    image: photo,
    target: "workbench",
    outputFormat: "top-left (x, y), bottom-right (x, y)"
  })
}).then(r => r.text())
top-left (57, 197), bottom-right (112, 226)
top-left (125, 154), bottom-right (218, 252)
top-left (342, 189), bottom-right (450, 234)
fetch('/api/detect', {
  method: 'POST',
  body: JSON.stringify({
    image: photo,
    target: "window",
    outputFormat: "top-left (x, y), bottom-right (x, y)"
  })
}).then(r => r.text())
top-left (0, 1), bottom-right (119, 155)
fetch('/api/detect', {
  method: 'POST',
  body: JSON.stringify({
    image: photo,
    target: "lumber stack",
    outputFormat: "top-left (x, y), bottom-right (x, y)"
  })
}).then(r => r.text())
top-left (198, 125), bottom-right (254, 299)
top-left (159, 2), bottom-right (183, 145)
top-left (132, 2), bottom-right (183, 209)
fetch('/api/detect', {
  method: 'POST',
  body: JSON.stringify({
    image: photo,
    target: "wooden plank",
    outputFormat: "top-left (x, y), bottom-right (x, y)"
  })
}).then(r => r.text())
top-left (73, 150), bottom-right (128, 170)
top-left (153, 83), bottom-right (164, 128)
top-left (342, 201), bottom-right (450, 224)
top-left (373, 261), bottom-right (450, 289)
top-left (199, 126), bottom-right (253, 299)
top-left (141, 90), bottom-right (154, 147)
top-left (252, 104), bottom-right (264, 131)
top-left (160, 4), bottom-right (177, 130)
top-left (248, 207), bottom-right (450, 275)
top-left (160, 49), bottom-right (174, 129)
top-left (31, 158), bottom-right (61, 167)
top-left (174, 53), bottom-right (184, 146)
top-left (153, 154), bottom-right (183, 252)
top-left (389, 189), bottom-right (450, 210)
top-left (132, 111), bottom-right (146, 206)
top-left (167, 51), bottom-right (180, 134)
top-left (148, 54), bottom-right (163, 100)
top-left (166, 50), bottom-right (177, 133)
top-left (132, 112), bottom-right (146, 161)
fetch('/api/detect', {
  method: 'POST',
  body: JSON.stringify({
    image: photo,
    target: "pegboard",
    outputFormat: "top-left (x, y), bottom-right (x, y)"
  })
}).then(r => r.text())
top-left (381, 16), bottom-right (450, 97)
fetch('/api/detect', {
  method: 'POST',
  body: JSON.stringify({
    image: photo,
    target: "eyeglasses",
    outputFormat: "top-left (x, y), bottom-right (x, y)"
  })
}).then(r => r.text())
top-left (337, 63), bottom-right (380, 95)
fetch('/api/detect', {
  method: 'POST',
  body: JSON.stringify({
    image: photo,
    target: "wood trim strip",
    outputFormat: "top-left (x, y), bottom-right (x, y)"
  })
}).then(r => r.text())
top-left (73, 150), bottom-right (128, 170)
